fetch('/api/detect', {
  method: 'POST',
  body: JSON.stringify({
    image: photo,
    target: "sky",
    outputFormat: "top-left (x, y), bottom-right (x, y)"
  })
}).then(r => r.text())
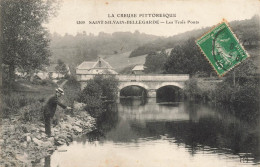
top-left (46, 0), bottom-right (260, 37)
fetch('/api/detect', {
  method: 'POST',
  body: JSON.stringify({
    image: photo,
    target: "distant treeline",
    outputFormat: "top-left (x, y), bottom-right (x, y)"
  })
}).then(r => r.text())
top-left (130, 15), bottom-right (260, 58)
top-left (50, 31), bottom-right (161, 65)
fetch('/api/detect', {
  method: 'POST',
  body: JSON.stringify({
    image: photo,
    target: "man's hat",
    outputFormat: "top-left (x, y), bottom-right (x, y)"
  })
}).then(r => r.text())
top-left (56, 88), bottom-right (64, 95)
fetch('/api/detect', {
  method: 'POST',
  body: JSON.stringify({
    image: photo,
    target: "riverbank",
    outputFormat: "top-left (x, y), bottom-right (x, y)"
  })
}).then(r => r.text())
top-left (184, 75), bottom-right (260, 123)
top-left (0, 102), bottom-right (96, 167)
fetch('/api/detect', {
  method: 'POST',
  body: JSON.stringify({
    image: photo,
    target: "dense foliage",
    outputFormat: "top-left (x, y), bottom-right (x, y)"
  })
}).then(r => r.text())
top-left (184, 78), bottom-right (205, 102)
top-left (1, 0), bottom-right (59, 86)
top-left (1, 82), bottom-right (55, 119)
top-left (55, 59), bottom-right (69, 77)
top-left (183, 58), bottom-right (260, 122)
top-left (164, 38), bottom-right (213, 75)
top-left (144, 50), bottom-right (168, 74)
top-left (129, 39), bottom-right (165, 58)
top-left (215, 77), bottom-right (260, 122)
top-left (143, 38), bottom-right (215, 76)
top-left (78, 75), bottom-right (119, 117)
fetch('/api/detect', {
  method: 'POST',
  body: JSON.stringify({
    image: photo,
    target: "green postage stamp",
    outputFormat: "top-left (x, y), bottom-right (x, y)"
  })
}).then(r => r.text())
top-left (196, 19), bottom-right (249, 76)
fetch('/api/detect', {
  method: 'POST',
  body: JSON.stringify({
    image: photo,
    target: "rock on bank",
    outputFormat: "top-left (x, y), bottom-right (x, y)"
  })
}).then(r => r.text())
top-left (0, 102), bottom-right (96, 167)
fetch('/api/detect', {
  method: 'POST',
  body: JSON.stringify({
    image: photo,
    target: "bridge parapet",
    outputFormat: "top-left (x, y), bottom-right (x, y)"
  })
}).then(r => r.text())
top-left (77, 74), bottom-right (190, 96)
top-left (118, 74), bottom-right (189, 81)
top-left (77, 74), bottom-right (189, 82)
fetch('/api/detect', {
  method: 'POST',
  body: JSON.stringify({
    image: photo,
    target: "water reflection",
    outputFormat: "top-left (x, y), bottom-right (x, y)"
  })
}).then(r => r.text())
top-left (47, 98), bottom-right (260, 167)
top-left (156, 85), bottom-right (183, 103)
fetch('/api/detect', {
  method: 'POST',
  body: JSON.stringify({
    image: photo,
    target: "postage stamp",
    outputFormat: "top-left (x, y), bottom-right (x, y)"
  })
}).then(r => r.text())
top-left (196, 19), bottom-right (249, 76)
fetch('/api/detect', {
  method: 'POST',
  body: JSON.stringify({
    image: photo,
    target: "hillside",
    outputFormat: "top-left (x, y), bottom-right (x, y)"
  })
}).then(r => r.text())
top-left (100, 52), bottom-right (146, 73)
top-left (49, 31), bottom-right (162, 65)
top-left (130, 15), bottom-right (260, 58)
top-left (100, 48), bottom-right (173, 73)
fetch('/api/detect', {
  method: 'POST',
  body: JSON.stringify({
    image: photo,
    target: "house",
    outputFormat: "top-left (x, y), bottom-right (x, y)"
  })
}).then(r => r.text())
top-left (35, 63), bottom-right (71, 80)
top-left (15, 68), bottom-right (27, 78)
top-left (132, 64), bottom-right (146, 75)
top-left (76, 57), bottom-right (118, 81)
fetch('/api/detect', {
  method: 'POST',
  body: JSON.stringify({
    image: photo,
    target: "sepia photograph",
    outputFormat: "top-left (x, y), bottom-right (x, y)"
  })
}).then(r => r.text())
top-left (0, 0), bottom-right (260, 166)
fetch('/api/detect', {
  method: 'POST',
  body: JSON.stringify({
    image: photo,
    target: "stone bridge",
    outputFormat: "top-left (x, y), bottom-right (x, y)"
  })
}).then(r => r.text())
top-left (78, 74), bottom-right (189, 98)
top-left (118, 74), bottom-right (189, 97)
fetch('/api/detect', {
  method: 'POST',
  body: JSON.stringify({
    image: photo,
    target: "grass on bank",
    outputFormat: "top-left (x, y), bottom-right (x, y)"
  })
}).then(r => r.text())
top-left (1, 77), bottom-right (81, 123)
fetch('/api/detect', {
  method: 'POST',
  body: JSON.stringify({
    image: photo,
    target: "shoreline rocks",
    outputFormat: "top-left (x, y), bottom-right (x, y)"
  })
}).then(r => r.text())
top-left (0, 108), bottom-right (96, 167)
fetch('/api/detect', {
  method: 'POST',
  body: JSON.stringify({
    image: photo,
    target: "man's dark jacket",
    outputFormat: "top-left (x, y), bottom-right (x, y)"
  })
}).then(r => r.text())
top-left (43, 95), bottom-right (67, 118)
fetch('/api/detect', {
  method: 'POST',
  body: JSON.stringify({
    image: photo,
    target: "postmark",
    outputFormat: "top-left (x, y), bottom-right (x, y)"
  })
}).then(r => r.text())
top-left (196, 19), bottom-right (249, 76)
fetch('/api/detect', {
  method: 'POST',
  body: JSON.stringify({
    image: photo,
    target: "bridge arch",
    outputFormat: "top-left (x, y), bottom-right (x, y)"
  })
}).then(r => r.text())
top-left (119, 82), bottom-right (149, 91)
top-left (119, 82), bottom-right (149, 97)
top-left (156, 83), bottom-right (184, 102)
top-left (155, 82), bottom-right (184, 90)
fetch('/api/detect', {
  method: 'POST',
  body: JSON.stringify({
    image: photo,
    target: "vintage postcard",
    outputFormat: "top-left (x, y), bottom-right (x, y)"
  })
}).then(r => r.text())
top-left (1, 0), bottom-right (260, 167)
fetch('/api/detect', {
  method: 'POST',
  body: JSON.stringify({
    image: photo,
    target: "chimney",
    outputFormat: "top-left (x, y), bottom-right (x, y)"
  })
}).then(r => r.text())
top-left (98, 57), bottom-right (101, 67)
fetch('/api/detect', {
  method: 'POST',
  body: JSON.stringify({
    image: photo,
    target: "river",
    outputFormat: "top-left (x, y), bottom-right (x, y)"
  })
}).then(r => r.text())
top-left (42, 98), bottom-right (260, 167)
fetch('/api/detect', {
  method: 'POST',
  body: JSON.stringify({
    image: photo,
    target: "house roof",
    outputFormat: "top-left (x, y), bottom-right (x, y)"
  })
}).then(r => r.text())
top-left (132, 65), bottom-right (146, 71)
top-left (77, 62), bottom-right (96, 70)
top-left (77, 58), bottom-right (114, 70)
top-left (100, 69), bottom-right (118, 74)
top-left (93, 58), bottom-right (113, 69)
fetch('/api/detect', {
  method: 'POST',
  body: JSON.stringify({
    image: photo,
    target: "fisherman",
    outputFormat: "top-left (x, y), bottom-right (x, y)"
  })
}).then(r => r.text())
top-left (43, 88), bottom-right (72, 137)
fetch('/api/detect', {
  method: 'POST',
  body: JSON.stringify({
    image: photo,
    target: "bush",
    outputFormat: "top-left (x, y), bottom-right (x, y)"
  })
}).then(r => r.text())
top-left (79, 79), bottom-right (103, 101)
top-left (214, 77), bottom-right (260, 122)
top-left (18, 101), bottom-right (44, 123)
top-left (32, 78), bottom-right (55, 86)
top-left (215, 77), bottom-right (260, 106)
top-left (92, 75), bottom-right (119, 101)
top-left (214, 81), bottom-right (235, 105)
top-left (1, 93), bottom-right (38, 118)
top-left (78, 81), bottom-right (103, 117)
top-left (83, 96), bottom-right (103, 117)
top-left (1, 88), bottom-right (52, 119)
top-left (184, 78), bottom-right (204, 101)
top-left (78, 75), bottom-right (119, 117)
top-left (144, 50), bottom-right (168, 74)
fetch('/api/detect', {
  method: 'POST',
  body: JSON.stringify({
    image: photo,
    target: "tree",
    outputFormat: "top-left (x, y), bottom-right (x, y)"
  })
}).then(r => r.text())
top-left (164, 45), bottom-right (187, 74)
top-left (78, 79), bottom-right (103, 117)
top-left (184, 78), bottom-right (204, 101)
top-left (91, 75), bottom-right (119, 101)
top-left (0, 0), bottom-right (59, 86)
top-left (78, 75), bottom-right (119, 117)
top-left (144, 50), bottom-right (168, 73)
top-left (225, 58), bottom-right (257, 86)
top-left (164, 38), bottom-right (213, 75)
top-left (55, 59), bottom-right (68, 78)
